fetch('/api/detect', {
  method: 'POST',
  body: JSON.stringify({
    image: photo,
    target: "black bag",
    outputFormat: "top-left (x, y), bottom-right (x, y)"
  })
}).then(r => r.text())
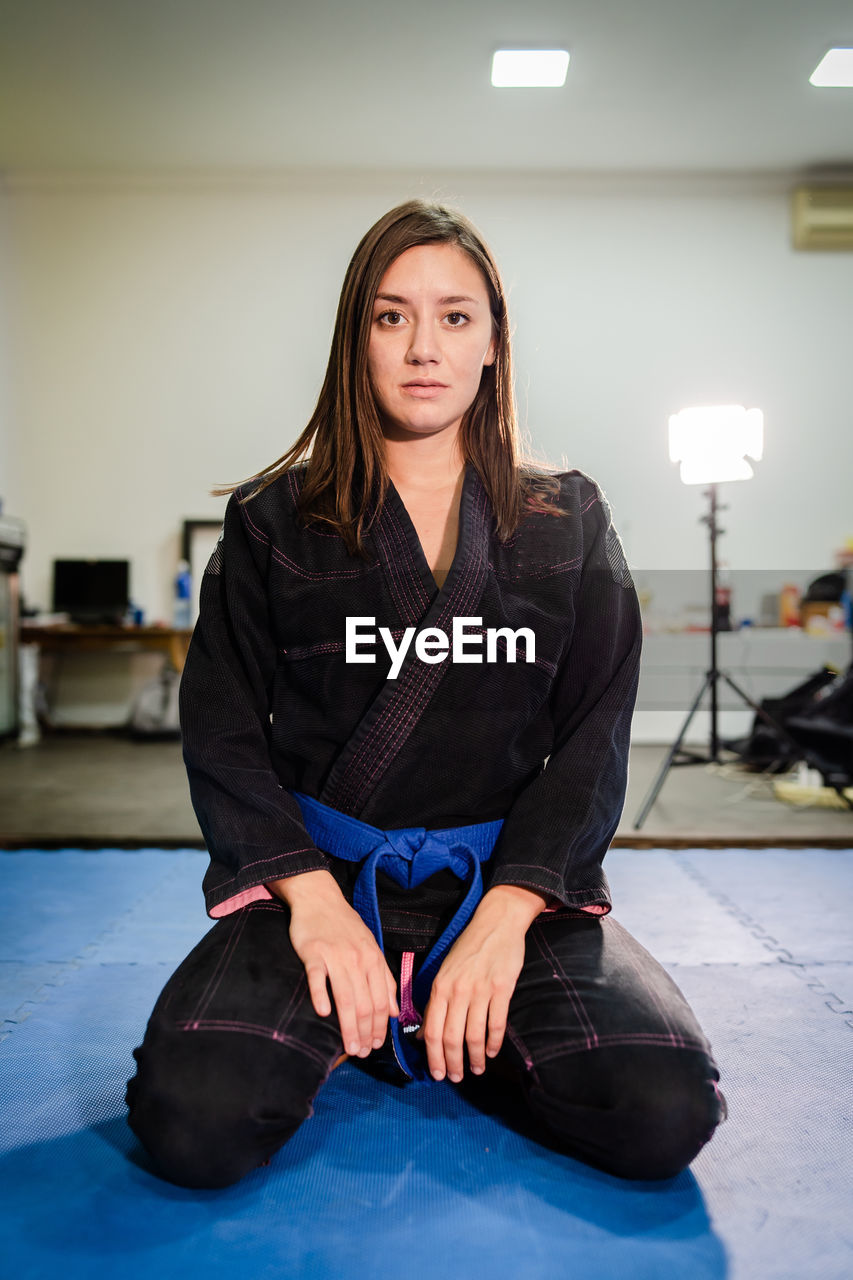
top-left (786, 663), bottom-right (853, 789)
top-left (802, 571), bottom-right (846, 604)
top-left (725, 666), bottom-right (840, 773)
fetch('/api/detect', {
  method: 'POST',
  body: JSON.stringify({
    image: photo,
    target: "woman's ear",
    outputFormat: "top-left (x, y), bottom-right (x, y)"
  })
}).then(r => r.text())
top-left (484, 336), bottom-right (498, 367)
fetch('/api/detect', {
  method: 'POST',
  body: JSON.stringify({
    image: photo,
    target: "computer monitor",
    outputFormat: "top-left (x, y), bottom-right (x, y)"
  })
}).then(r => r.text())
top-left (52, 559), bottom-right (130, 625)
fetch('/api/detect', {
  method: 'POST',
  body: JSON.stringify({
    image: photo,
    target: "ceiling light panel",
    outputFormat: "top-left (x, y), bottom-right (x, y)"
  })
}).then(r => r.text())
top-left (810, 48), bottom-right (853, 87)
top-left (491, 50), bottom-right (570, 88)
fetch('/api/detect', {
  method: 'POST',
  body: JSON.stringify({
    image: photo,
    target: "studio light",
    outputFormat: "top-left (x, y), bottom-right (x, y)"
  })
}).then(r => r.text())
top-left (634, 403), bottom-right (794, 827)
top-left (668, 405), bottom-right (764, 485)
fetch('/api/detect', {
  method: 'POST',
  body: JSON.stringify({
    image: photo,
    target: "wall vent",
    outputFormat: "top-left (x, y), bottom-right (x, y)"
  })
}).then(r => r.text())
top-left (792, 186), bottom-right (853, 250)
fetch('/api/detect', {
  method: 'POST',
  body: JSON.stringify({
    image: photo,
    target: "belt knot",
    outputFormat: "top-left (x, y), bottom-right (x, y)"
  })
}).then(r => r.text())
top-left (385, 827), bottom-right (427, 859)
top-left (289, 791), bottom-right (504, 1083)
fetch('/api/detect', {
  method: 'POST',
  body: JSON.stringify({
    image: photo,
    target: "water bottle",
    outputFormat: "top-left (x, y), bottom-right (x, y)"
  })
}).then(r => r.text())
top-left (173, 559), bottom-right (192, 629)
top-left (841, 587), bottom-right (853, 634)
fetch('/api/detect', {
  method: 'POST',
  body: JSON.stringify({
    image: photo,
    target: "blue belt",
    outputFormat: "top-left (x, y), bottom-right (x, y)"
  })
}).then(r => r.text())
top-left (290, 791), bottom-right (504, 1082)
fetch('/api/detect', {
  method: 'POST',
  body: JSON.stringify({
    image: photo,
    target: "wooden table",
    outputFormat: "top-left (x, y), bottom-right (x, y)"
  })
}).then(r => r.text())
top-left (17, 624), bottom-right (194, 742)
top-left (20, 624), bottom-right (193, 673)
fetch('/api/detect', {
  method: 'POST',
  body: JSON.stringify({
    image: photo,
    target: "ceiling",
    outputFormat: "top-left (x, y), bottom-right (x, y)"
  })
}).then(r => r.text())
top-left (1, 0), bottom-right (852, 175)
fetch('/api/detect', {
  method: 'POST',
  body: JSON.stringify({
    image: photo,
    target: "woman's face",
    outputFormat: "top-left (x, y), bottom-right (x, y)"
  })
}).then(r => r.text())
top-left (366, 242), bottom-right (497, 448)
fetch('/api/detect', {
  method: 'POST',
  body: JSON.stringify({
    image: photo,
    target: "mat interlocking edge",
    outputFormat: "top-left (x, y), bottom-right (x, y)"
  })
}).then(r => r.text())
top-left (1, 848), bottom-right (851, 1280)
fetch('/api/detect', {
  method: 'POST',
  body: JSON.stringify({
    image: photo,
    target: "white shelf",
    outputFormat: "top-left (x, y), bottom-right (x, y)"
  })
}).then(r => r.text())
top-left (633, 628), bottom-right (850, 745)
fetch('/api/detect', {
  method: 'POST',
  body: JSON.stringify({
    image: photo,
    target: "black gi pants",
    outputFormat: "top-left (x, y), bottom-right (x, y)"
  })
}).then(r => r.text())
top-left (125, 900), bottom-right (727, 1189)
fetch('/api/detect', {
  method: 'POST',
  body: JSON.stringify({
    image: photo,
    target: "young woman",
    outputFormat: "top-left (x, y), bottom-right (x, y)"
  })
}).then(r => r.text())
top-left (125, 199), bottom-right (727, 1189)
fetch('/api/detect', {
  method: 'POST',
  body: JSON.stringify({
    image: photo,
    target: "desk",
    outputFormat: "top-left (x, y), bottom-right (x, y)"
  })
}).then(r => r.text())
top-left (21, 624), bottom-right (193, 672)
top-left (18, 625), bottom-right (194, 743)
top-left (634, 627), bottom-right (851, 744)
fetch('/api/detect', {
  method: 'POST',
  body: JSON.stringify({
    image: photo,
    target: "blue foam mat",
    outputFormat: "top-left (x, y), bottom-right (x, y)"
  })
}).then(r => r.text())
top-left (1, 849), bottom-right (852, 1280)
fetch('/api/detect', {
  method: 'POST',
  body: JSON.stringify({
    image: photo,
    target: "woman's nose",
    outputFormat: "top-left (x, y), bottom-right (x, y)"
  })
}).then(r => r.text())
top-left (407, 321), bottom-right (441, 364)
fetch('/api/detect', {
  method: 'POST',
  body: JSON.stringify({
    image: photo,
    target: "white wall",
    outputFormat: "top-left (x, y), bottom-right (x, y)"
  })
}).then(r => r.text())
top-left (2, 169), bottom-right (852, 628)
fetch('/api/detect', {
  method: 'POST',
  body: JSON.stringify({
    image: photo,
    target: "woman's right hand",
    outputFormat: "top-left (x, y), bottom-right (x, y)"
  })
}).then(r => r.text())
top-left (267, 870), bottom-right (399, 1057)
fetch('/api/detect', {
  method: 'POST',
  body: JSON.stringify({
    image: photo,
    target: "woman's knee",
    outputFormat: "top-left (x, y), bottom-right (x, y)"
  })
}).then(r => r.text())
top-left (125, 1028), bottom-right (328, 1189)
top-left (607, 1071), bottom-right (725, 1180)
top-left (526, 1047), bottom-right (727, 1181)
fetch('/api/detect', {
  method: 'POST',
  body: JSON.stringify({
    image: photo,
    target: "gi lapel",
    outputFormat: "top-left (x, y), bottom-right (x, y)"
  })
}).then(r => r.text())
top-left (319, 462), bottom-right (492, 816)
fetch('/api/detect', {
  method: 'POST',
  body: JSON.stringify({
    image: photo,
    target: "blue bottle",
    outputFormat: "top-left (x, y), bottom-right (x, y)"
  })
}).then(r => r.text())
top-left (173, 559), bottom-right (193, 629)
top-left (841, 587), bottom-right (852, 634)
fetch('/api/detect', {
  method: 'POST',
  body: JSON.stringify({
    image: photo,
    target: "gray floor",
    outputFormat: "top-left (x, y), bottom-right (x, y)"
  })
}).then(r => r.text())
top-left (1, 732), bottom-right (851, 847)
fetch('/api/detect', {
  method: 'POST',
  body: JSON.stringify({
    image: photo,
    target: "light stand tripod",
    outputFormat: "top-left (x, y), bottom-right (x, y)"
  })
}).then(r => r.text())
top-left (633, 484), bottom-right (807, 829)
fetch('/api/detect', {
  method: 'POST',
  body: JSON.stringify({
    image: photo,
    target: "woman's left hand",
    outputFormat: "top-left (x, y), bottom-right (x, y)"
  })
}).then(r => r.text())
top-left (415, 885), bottom-right (546, 1082)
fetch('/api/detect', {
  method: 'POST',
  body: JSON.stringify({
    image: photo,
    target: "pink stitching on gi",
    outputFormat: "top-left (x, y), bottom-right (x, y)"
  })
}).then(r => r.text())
top-left (490, 863), bottom-right (565, 892)
top-left (381, 501), bottom-right (432, 617)
top-left (208, 847), bottom-right (318, 892)
top-left (492, 868), bottom-right (609, 913)
top-left (505, 1021), bottom-right (541, 1085)
top-left (189, 906), bottom-right (250, 1026)
top-left (361, 527), bottom-right (483, 774)
top-left (338, 485), bottom-right (488, 806)
top-left (338, 605), bottom-right (454, 801)
top-left (279, 640), bottom-right (346, 660)
top-left (275, 969), bottom-right (309, 1035)
top-left (533, 926), bottom-right (599, 1049)
top-left (492, 556), bottom-right (582, 584)
top-left (523, 556), bottom-right (583, 580)
top-left (239, 500), bottom-right (370, 581)
top-left (282, 626), bottom-right (430, 663)
top-left (530, 1033), bottom-right (711, 1067)
top-left (285, 468), bottom-right (353, 539)
top-left (373, 517), bottom-right (417, 624)
top-left (331, 592), bottom-right (450, 806)
top-left (609, 918), bottom-right (687, 1047)
top-left (380, 551), bottom-right (416, 624)
top-left (374, 500), bottom-right (429, 623)
top-left (176, 1019), bottom-right (332, 1070)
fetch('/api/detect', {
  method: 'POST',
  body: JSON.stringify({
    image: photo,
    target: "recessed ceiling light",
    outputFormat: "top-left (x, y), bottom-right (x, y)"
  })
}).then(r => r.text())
top-left (810, 48), bottom-right (853, 87)
top-left (491, 50), bottom-right (570, 88)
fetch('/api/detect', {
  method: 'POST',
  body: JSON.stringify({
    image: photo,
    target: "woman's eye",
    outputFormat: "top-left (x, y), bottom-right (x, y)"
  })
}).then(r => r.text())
top-left (376, 309), bottom-right (469, 327)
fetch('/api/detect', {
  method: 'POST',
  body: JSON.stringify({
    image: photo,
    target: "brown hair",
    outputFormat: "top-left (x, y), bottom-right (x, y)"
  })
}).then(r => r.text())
top-left (213, 199), bottom-right (568, 553)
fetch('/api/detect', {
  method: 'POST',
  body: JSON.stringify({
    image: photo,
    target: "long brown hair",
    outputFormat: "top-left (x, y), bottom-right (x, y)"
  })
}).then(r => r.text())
top-left (213, 199), bottom-right (568, 553)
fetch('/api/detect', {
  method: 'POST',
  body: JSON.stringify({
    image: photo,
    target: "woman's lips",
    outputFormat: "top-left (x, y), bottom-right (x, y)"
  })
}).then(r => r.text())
top-left (402, 382), bottom-right (448, 398)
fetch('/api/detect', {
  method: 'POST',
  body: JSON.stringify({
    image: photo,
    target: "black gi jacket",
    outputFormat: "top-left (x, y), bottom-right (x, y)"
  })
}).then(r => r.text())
top-left (179, 461), bottom-right (642, 950)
